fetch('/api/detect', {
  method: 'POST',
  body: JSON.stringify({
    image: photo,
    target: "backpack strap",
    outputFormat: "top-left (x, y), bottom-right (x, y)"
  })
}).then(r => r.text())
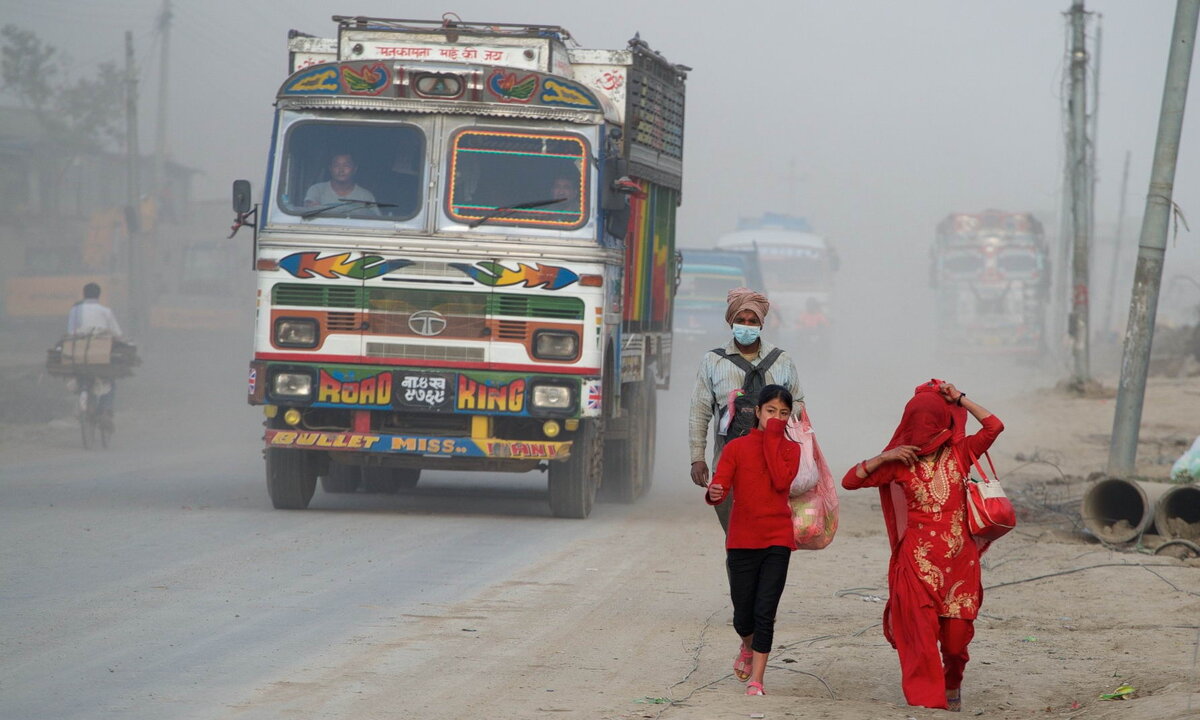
top-left (757, 347), bottom-right (783, 374)
top-left (709, 348), bottom-right (755, 374)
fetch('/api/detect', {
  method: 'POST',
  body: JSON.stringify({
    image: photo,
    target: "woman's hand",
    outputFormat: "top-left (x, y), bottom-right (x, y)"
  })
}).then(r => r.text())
top-left (938, 382), bottom-right (964, 405)
top-left (708, 483), bottom-right (727, 503)
top-left (879, 444), bottom-right (921, 468)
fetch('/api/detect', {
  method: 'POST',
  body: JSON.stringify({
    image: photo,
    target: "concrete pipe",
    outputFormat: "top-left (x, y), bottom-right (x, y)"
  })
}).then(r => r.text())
top-left (1081, 478), bottom-right (1173, 544)
top-left (1153, 483), bottom-right (1200, 542)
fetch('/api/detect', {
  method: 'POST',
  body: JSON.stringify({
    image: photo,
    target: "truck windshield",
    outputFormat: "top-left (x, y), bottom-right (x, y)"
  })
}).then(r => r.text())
top-left (277, 120), bottom-right (425, 221)
top-left (445, 129), bottom-right (589, 230)
top-left (756, 247), bottom-right (826, 286)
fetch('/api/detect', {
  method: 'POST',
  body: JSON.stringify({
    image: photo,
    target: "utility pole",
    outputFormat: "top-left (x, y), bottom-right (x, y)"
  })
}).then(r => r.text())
top-left (124, 30), bottom-right (143, 337)
top-left (152, 0), bottom-right (172, 203)
top-left (1067, 0), bottom-right (1092, 387)
top-left (1101, 150), bottom-right (1131, 338)
top-left (1108, 0), bottom-right (1200, 477)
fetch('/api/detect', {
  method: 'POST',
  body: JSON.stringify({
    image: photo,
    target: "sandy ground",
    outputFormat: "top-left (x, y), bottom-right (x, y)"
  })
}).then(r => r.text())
top-left (2, 322), bottom-right (1198, 720)
top-left (204, 373), bottom-right (1200, 720)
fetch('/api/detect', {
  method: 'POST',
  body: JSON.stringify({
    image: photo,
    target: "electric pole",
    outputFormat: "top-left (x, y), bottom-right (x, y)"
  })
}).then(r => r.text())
top-left (1101, 150), bottom-right (1131, 338)
top-left (152, 0), bottom-right (172, 204)
top-left (1067, 0), bottom-right (1092, 387)
top-left (1108, 0), bottom-right (1200, 477)
top-left (124, 30), bottom-right (143, 337)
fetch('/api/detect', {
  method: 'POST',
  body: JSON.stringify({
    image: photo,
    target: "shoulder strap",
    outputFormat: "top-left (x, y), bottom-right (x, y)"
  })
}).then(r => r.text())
top-left (757, 347), bottom-right (783, 374)
top-left (710, 348), bottom-right (755, 374)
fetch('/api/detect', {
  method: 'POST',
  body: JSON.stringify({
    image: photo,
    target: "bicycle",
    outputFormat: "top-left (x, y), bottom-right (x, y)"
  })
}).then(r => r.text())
top-left (75, 375), bottom-right (114, 450)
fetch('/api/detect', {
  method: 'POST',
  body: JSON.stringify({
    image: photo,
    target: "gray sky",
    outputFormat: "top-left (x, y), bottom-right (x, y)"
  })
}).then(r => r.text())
top-left (5, 0), bottom-right (1199, 320)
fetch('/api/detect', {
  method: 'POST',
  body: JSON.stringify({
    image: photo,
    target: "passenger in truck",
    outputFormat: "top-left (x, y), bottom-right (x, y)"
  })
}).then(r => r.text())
top-left (304, 152), bottom-right (380, 215)
top-left (383, 150), bottom-right (423, 218)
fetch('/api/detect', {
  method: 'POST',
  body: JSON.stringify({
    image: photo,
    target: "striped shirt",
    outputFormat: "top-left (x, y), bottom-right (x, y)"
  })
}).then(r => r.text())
top-left (687, 338), bottom-right (803, 464)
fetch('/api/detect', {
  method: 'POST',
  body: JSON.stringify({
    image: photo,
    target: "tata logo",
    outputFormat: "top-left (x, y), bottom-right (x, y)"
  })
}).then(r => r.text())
top-left (408, 310), bottom-right (448, 336)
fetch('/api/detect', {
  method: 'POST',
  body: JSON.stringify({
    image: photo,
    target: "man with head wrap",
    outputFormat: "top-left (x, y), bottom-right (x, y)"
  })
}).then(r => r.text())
top-left (688, 287), bottom-right (804, 532)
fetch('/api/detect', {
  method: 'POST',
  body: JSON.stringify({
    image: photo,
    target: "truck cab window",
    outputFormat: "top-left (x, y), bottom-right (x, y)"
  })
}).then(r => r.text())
top-left (445, 129), bottom-right (588, 229)
top-left (278, 121), bottom-right (425, 220)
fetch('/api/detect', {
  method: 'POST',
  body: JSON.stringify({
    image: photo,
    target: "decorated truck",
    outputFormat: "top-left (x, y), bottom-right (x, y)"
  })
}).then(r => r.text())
top-left (232, 16), bottom-right (686, 517)
top-left (930, 210), bottom-right (1050, 354)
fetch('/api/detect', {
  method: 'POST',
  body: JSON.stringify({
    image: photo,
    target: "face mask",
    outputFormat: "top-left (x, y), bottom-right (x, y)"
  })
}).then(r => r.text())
top-left (732, 323), bottom-right (761, 345)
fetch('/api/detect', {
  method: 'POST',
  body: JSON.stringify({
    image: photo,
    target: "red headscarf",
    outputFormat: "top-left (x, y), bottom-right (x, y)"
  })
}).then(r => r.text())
top-left (879, 380), bottom-right (969, 552)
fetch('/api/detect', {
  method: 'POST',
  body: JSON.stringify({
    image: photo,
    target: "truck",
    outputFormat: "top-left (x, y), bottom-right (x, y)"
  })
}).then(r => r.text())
top-left (232, 16), bottom-right (687, 517)
top-left (672, 248), bottom-right (765, 360)
top-left (714, 213), bottom-right (837, 366)
top-left (930, 210), bottom-right (1050, 355)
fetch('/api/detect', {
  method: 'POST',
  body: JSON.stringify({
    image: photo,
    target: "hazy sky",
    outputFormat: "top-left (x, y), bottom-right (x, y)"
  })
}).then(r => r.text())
top-left (4, 0), bottom-right (1199, 315)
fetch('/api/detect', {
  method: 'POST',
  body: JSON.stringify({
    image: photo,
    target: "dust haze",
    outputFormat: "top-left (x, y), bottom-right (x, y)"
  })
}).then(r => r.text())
top-left (2, 3), bottom-right (1199, 717)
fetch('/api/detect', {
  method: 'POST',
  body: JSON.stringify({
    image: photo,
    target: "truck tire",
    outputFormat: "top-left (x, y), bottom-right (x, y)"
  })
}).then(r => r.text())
top-left (321, 463), bottom-right (361, 494)
top-left (362, 467), bottom-right (420, 493)
top-left (548, 418), bottom-right (603, 518)
top-left (602, 378), bottom-right (655, 503)
top-left (266, 448), bottom-right (318, 509)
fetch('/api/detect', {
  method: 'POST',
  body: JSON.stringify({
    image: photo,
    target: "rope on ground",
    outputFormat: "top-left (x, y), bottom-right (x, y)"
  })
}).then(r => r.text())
top-left (1140, 564), bottom-right (1200, 598)
top-left (766, 663), bottom-right (836, 699)
top-left (984, 562), bottom-right (1186, 591)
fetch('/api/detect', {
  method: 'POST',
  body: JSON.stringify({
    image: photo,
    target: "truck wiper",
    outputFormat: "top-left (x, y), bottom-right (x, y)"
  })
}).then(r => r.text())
top-left (467, 197), bottom-right (564, 229)
top-left (300, 198), bottom-right (396, 219)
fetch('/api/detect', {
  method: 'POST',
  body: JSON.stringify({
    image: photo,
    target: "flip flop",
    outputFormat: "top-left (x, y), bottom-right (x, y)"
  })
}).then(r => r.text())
top-left (745, 681), bottom-right (765, 696)
top-left (733, 646), bottom-right (752, 681)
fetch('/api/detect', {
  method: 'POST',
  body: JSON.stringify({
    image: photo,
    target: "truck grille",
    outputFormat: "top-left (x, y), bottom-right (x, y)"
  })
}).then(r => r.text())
top-left (273, 283), bottom-right (584, 320)
top-left (365, 343), bottom-right (485, 362)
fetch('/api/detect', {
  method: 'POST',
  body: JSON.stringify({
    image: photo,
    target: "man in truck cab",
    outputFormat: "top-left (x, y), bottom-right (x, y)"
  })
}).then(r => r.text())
top-left (688, 287), bottom-right (804, 533)
top-left (304, 152), bottom-right (380, 215)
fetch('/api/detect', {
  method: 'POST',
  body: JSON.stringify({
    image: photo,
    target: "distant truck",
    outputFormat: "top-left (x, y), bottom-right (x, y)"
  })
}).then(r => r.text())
top-left (715, 213), bottom-right (837, 364)
top-left (233, 16), bottom-right (688, 517)
top-left (930, 210), bottom-right (1050, 354)
top-left (673, 249), bottom-right (765, 358)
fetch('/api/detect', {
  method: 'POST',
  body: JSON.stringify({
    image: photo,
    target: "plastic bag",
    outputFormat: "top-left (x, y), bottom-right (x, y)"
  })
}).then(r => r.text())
top-left (1171, 436), bottom-right (1200, 482)
top-left (786, 411), bottom-right (819, 496)
top-left (790, 411), bottom-right (839, 550)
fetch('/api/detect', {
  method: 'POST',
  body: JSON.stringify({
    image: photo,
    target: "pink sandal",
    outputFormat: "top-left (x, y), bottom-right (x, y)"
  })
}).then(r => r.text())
top-left (733, 646), bottom-right (752, 681)
top-left (745, 681), bottom-right (765, 696)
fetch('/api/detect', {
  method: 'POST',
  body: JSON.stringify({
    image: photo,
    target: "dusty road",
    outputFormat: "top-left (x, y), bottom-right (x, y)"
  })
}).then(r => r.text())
top-left (2, 324), bottom-right (1198, 720)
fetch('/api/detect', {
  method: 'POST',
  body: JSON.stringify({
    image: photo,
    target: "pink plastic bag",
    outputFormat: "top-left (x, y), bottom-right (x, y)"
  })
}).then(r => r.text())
top-left (785, 411), bottom-right (819, 496)
top-left (789, 408), bottom-right (839, 550)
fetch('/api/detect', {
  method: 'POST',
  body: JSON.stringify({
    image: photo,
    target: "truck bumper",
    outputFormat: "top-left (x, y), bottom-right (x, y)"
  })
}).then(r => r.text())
top-left (264, 428), bottom-right (572, 460)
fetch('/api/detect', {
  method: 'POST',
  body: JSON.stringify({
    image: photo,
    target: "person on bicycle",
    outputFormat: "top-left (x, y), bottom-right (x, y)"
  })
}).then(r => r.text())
top-left (67, 282), bottom-right (124, 421)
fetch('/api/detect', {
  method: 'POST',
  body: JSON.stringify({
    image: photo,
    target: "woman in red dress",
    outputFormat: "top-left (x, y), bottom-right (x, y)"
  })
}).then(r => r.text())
top-left (842, 380), bottom-right (1003, 712)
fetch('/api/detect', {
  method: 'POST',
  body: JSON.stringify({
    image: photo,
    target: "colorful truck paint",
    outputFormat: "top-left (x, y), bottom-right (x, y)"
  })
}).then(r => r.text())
top-left (236, 17), bottom-right (686, 517)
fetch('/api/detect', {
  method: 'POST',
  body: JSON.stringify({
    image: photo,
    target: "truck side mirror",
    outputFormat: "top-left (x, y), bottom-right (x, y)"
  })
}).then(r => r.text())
top-left (601, 157), bottom-right (629, 211)
top-left (232, 179), bottom-right (253, 214)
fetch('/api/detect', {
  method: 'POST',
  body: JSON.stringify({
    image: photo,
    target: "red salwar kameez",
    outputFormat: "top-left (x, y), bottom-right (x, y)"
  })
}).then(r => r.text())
top-left (843, 384), bottom-right (1004, 709)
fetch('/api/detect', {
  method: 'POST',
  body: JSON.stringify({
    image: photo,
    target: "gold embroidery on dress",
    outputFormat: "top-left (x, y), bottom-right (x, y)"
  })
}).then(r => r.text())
top-left (943, 580), bottom-right (978, 616)
top-left (913, 539), bottom-right (945, 590)
top-left (943, 510), bottom-right (965, 558)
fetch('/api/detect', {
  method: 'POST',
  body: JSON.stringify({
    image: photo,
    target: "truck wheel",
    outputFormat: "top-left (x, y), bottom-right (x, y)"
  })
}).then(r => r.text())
top-left (362, 467), bottom-right (420, 493)
top-left (265, 448), bottom-right (318, 509)
top-left (602, 378), bottom-right (654, 503)
top-left (548, 418), bottom-right (603, 518)
top-left (321, 463), bottom-right (361, 494)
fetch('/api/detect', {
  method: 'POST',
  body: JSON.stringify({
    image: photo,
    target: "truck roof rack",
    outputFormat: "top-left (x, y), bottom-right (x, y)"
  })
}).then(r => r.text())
top-left (332, 15), bottom-right (576, 45)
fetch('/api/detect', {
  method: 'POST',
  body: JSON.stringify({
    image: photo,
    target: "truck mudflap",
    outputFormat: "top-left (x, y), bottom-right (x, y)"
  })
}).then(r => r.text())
top-left (264, 428), bottom-right (572, 459)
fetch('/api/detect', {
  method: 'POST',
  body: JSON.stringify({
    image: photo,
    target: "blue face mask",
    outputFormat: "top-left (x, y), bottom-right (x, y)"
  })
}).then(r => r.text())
top-left (732, 323), bottom-right (761, 345)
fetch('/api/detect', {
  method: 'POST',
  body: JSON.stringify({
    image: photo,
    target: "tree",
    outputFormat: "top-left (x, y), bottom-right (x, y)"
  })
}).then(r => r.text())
top-left (1, 24), bottom-right (124, 150)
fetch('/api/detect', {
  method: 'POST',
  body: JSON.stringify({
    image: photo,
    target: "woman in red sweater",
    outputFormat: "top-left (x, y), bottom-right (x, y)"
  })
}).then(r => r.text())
top-left (706, 384), bottom-right (800, 696)
top-left (841, 380), bottom-right (1004, 712)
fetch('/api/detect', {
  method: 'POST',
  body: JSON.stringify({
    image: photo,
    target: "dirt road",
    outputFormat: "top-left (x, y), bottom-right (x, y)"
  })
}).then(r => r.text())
top-left (1, 324), bottom-right (1197, 719)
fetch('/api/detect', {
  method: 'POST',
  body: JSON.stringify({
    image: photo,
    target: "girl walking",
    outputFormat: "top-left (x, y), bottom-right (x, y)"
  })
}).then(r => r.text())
top-left (705, 384), bottom-right (800, 696)
top-left (841, 380), bottom-right (1004, 711)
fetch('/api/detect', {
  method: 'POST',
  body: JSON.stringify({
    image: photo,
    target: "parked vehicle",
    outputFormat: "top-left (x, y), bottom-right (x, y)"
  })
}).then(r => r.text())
top-left (233, 16), bottom-right (688, 516)
top-left (930, 210), bottom-right (1050, 355)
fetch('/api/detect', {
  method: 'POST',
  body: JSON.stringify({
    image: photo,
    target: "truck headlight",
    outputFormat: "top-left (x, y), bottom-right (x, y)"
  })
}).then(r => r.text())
top-left (533, 330), bottom-right (578, 360)
top-left (274, 318), bottom-right (318, 348)
top-left (271, 371), bottom-right (314, 399)
top-left (531, 384), bottom-right (573, 409)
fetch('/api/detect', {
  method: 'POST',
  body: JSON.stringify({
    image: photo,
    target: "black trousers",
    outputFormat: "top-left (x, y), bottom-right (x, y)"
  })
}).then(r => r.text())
top-left (727, 545), bottom-right (791, 653)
